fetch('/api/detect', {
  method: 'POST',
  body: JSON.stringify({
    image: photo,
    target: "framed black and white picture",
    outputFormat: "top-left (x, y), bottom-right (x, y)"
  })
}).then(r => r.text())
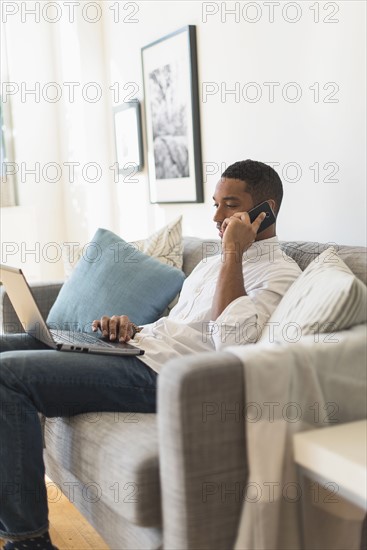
top-left (142, 25), bottom-right (203, 203)
top-left (113, 101), bottom-right (144, 174)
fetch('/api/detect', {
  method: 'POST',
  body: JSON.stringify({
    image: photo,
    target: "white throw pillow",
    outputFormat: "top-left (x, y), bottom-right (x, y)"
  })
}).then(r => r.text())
top-left (63, 216), bottom-right (183, 278)
top-left (260, 246), bottom-right (367, 344)
top-left (132, 216), bottom-right (183, 270)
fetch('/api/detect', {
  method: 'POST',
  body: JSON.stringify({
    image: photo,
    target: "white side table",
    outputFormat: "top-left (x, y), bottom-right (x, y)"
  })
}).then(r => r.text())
top-left (293, 419), bottom-right (367, 510)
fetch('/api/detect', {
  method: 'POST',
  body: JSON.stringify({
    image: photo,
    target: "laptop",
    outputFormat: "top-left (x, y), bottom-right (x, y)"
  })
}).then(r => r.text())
top-left (0, 265), bottom-right (145, 356)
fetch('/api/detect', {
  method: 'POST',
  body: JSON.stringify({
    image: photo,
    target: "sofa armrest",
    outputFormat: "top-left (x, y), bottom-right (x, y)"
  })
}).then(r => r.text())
top-left (0, 281), bottom-right (63, 333)
top-left (158, 352), bottom-right (247, 550)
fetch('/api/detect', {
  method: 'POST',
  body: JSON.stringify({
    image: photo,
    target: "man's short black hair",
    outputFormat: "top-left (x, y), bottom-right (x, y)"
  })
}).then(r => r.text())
top-left (221, 159), bottom-right (283, 213)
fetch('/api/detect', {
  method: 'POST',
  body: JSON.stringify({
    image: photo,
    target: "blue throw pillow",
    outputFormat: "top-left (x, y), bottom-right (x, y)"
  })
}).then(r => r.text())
top-left (47, 228), bottom-right (185, 332)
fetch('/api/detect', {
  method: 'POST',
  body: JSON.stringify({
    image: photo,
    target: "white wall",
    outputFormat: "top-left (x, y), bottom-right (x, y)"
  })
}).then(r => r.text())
top-left (1, 3), bottom-right (118, 280)
top-left (101, 0), bottom-right (366, 245)
top-left (53, 8), bottom-right (118, 245)
top-left (1, 16), bottom-right (66, 281)
top-left (1, 1), bottom-right (365, 284)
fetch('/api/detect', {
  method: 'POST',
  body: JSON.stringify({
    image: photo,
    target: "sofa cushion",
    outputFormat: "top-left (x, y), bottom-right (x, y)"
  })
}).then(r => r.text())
top-left (280, 241), bottom-right (367, 285)
top-left (261, 247), bottom-right (367, 343)
top-left (44, 412), bottom-right (161, 527)
top-left (63, 217), bottom-right (183, 278)
top-left (47, 228), bottom-right (185, 332)
top-left (182, 236), bottom-right (221, 277)
top-left (133, 216), bottom-right (183, 270)
top-left (182, 238), bottom-right (367, 284)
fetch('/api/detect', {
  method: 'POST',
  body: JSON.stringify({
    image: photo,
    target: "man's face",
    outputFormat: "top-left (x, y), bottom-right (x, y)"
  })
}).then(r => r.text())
top-left (212, 177), bottom-right (254, 239)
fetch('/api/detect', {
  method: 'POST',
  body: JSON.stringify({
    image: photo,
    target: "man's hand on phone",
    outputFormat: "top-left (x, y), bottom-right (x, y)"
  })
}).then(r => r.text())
top-left (221, 211), bottom-right (266, 255)
top-left (92, 315), bottom-right (136, 342)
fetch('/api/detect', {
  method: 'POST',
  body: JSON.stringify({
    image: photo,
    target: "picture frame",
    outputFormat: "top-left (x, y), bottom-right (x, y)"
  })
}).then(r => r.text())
top-left (113, 100), bottom-right (144, 174)
top-left (141, 25), bottom-right (203, 203)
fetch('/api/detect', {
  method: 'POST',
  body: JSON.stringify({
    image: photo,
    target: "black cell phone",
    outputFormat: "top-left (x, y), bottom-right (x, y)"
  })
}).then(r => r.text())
top-left (247, 200), bottom-right (276, 234)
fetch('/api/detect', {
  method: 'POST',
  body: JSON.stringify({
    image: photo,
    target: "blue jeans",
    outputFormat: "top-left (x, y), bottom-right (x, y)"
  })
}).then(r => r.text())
top-left (0, 334), bottom-right (158, 541)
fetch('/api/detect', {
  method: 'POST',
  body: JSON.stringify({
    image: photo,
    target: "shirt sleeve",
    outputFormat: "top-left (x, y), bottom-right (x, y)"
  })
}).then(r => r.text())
top-left (208, 295), bottom-right (265, 351)
top-left (208, 264), bottom-right (300, 351)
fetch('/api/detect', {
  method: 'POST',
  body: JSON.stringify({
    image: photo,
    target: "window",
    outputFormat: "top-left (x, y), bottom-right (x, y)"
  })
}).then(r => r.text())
top-left (1, 26), bottom-right (17, 208)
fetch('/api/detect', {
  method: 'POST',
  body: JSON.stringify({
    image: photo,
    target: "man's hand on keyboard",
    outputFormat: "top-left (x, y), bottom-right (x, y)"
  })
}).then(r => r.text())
top-left (92, 315), bottom-right (136, 343)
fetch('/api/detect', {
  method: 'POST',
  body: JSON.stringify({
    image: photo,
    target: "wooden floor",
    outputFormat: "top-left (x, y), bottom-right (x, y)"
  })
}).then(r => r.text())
top-left (0, 478), bottom-right (110, 550)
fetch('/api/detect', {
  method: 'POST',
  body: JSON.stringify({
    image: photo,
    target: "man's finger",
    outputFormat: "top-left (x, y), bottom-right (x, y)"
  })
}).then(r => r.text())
top-left (252, 211), bottom-right (267, 232)
top-left (109, 316), bottom-right (119, 340)
top-left (221, 217), bottom-right (231, 232)
top-left (231, 211), bottom-right (245, 220)
top-left (119, 325), bottom-right (130, 343)
top-left (119, 328), bottom-right (131, 343)
top-left (101, 315), bottom-right (110, 337)
top-left (118, 315), bottom-right (130, 342)
top-left (91, 320), bottom-right (100, 332)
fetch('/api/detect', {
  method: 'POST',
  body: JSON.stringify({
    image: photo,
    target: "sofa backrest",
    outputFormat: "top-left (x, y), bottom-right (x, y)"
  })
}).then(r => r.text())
top-left (182, 236), bottom-right (367, 286)
top-left (280, 241), bottom-right (367, 285)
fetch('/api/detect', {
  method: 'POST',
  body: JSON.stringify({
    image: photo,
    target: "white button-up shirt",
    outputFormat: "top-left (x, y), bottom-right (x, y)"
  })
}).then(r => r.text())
top-left (136, 236), bottom-right (301, 373)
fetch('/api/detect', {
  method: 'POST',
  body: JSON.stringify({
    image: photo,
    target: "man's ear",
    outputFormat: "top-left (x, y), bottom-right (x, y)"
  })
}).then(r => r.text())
top-left (267, 199), bottom-right (277, 215)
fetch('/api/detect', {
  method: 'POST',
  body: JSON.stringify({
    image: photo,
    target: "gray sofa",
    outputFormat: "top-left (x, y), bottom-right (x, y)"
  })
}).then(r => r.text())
top-left (1, 237), bottom-right (366, 550)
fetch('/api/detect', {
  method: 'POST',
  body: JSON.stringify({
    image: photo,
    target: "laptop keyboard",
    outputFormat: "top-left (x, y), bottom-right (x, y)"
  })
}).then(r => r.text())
top-left (50, 330), bottom-right (116, 348)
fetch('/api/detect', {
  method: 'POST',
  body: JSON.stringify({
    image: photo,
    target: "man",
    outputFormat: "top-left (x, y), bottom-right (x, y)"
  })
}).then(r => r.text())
top-left (0, 160), bottom-right (301, 550)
